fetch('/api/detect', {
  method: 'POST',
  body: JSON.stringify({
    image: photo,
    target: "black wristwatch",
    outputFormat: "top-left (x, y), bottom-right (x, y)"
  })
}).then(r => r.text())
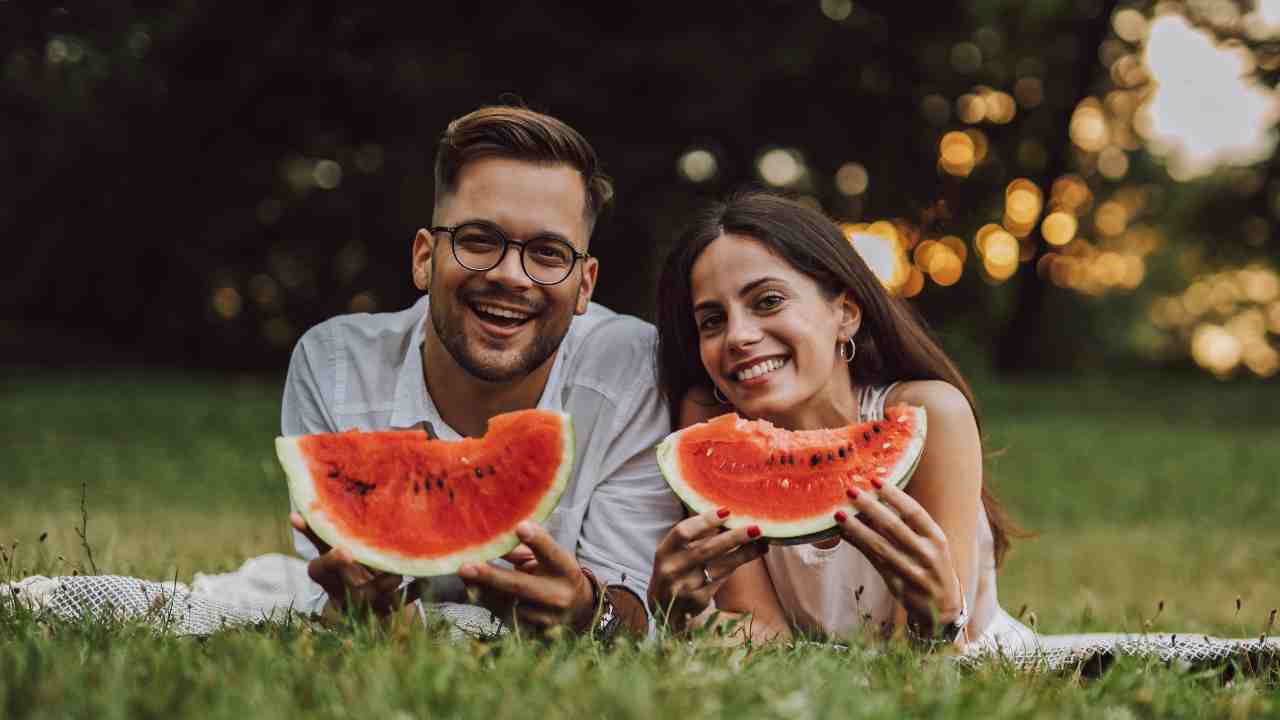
top-left (581, 568), bottom-right (621, 642)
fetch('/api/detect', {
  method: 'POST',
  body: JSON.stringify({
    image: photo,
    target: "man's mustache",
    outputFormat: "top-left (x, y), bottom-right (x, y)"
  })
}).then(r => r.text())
top-left (460, 287), bottom-right (542, 314)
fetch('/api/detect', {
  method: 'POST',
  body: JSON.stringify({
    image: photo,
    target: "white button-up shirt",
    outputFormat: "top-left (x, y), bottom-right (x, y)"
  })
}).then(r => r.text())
top-left (281, 294), bottom-right (683, 627)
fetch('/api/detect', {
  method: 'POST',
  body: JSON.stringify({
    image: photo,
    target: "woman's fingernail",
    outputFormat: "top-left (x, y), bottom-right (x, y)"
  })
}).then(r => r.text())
top-left (717, 507), bottom-right (731, 519)
top-left (747, 526), bottom-right (761, 539)
top-left (871, 477), bottom-right (884, 490)
top-left (834, 511), bottom-right (848, 523)
top-left (847, 488), bottom-right (859, 500)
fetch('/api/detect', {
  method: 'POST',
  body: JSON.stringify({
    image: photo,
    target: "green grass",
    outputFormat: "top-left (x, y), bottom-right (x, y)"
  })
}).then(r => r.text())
top-left (3, 369), bottom-right (1279, 718)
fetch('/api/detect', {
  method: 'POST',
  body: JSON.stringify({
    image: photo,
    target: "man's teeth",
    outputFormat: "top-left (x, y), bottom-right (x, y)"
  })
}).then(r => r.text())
top-left (736, 357), bottom-right (787, 381)
top-left (474, 304), bottom-right (531, 321)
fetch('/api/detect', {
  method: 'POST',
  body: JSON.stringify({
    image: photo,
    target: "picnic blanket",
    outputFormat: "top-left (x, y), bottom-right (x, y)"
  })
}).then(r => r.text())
top-left (5, 554), bottom-right (1277, 674)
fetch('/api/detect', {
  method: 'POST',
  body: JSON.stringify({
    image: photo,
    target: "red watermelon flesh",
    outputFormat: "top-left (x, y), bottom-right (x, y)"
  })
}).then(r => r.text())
top-left (656, 405), bottom-right (926, 542)
top-left (276, 409), bottom-right (573, 576)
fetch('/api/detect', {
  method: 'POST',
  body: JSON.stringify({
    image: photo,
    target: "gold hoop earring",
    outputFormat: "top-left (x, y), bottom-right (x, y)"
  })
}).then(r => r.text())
top-left (838, 337), bottom-right (856, 363)
top-left (713, 385), bottom-right (730, 404)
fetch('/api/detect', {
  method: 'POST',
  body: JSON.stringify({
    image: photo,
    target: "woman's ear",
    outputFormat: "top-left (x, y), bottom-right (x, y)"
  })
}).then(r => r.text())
top-left (838, 291), bottom-right (862, 339)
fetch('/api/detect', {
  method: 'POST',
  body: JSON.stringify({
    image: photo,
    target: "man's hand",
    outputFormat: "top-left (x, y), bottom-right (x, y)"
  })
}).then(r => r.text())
top-left (290, 512), bottom-right (419, 622)
top-left (457, 521), bottom-right (596, 634)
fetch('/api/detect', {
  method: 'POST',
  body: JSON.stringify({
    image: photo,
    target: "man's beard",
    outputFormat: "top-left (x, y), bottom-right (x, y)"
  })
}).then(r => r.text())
top-left (430, 290), bottom-right (570, 383)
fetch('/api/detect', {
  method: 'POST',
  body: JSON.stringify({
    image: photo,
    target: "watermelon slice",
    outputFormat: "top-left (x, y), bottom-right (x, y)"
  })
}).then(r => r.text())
top-left (656, 405), bottom-right (927, 543)
top-left (276, 409), bottom-right (573, 576)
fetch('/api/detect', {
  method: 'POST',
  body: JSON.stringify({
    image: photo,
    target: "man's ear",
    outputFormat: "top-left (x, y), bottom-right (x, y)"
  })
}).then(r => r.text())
top-left (411, 229), bottom-right (434, 291)
top-left (838, 291), bottom-right (862, 339)
top-left (574, 256), bottom-right (599, 315)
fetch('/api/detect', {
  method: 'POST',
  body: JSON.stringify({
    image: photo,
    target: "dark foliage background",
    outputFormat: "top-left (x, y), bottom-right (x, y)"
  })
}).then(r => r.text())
top-left (3, 1), bottom-right (1276, 375)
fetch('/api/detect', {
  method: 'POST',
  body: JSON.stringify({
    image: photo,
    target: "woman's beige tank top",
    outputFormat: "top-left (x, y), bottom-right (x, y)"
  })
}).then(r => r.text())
top-left (760, 383), bottom-right (1031, 647)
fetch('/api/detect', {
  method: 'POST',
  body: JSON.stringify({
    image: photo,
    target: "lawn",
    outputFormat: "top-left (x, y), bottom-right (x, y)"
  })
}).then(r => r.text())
top-left (2, 369), bottom-right (1278, 718)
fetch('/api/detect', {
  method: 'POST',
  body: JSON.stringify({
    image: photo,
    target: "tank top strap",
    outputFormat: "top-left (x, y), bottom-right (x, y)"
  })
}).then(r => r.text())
top-left (857, 381), bottom-right (902, 423)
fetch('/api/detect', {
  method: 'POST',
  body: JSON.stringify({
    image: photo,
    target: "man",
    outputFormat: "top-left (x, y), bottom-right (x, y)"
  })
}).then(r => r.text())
top-left (283, 105), bottom-right (683, 638)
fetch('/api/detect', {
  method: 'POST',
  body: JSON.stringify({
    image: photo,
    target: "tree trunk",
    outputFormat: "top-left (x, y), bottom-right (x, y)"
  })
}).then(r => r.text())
top-left (995, 0), bottom-right (1123, 374)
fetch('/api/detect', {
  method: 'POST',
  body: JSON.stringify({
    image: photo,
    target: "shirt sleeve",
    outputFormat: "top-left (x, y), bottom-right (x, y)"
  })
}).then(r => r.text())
top-left (280, 323), bottom-right (340, 615)
top-left (573, 355), bottom-right (684, 637)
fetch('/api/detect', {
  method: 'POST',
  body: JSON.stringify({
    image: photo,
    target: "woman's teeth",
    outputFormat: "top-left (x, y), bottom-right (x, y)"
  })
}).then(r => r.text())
top-left (736, 357), bottom-right (787, 381)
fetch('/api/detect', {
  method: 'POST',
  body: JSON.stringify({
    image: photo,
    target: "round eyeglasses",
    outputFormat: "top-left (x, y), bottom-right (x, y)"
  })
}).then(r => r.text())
top-left (430, 222), bottom-right (590, 286)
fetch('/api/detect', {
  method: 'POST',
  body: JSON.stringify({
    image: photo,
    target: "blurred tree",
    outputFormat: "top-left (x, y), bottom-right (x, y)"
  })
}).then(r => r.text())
top-left (1, 0), bottom-right (1275, 376)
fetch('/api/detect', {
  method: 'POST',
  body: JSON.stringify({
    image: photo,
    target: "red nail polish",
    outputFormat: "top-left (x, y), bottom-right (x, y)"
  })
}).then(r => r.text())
top-left (847, 488), bottom-right (859, 500)
top-left (747, 526), bottom-right (761, 539)
top-left (834, 511), bottom-right (848, 523)
top-left (871, 477), bottom-right (884, 490)
top-left (717, 507), bottom-right (731, 519)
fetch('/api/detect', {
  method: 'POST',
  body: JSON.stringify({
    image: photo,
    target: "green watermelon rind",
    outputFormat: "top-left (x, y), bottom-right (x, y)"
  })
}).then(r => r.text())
top-left (656, 406), bottom-right (927, 541)
top-left (276, 411), bottom-right (574, 578)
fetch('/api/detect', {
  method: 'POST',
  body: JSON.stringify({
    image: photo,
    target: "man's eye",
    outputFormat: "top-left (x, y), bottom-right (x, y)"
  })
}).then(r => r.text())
top-left (458, 233), bottom-right (503, 250)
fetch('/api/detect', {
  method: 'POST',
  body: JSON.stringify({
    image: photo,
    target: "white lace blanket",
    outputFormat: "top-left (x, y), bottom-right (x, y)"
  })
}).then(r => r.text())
top-left (4, 554), bottom-right (1277, 673)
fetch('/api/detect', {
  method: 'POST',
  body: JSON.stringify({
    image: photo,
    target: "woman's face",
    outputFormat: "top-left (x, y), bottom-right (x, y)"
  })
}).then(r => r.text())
top-left (690, 233), bottom-right (860, 428)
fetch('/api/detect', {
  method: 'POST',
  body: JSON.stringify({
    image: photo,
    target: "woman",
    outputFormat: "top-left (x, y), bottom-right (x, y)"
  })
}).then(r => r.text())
top-left (646, 190), bottom-right (1033, 650)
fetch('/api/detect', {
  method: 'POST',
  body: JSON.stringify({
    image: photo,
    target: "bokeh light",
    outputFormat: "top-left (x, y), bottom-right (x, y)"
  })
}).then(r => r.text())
top-left (1042, 211), bottom-right (1078, 246)
top-left (1150, 264), bottom-right (1280, 377)
top-left (1004, 178), bottom-right (1044, 237)
top-left (211, 286), bottom-right (242, 320)
top-left (939, 131), bottom-right (976, 177)
top-left (679, 148), bottom-right (718, 183)
top-left (835, 162), bottom-right (869, 196)
top-left (1069, 99), bottom-right (1109, 153)
top-left (758, 148), bottom-right (805, 186)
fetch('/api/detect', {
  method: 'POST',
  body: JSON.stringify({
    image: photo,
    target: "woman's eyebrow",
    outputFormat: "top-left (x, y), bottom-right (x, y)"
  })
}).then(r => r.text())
top-left (692, 276), bottom-right (784, 314)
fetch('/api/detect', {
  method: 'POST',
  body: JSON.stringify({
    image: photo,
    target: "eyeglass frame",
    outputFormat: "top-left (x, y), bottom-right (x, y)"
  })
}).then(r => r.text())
top-left (429, 222), bottom-right (591, 286)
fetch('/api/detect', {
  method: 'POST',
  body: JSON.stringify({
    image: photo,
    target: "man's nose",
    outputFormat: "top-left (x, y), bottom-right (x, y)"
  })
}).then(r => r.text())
top-left (483, 242), bottom-right (533, 289)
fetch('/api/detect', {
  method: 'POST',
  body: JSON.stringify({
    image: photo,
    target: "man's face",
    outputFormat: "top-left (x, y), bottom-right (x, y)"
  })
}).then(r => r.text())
top-left (413, 156), bottom-right (598, 383)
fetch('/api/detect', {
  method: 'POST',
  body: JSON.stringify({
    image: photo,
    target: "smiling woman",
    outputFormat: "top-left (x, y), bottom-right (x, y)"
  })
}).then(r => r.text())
top-left (647, 190), bottom-right (1031, 651)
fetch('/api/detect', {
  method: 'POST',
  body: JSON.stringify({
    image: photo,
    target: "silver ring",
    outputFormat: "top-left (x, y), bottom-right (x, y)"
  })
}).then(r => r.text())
top-left (702, 566), bottom-right (715, 585)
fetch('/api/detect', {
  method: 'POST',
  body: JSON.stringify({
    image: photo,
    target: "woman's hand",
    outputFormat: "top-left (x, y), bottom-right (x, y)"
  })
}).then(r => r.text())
top-left (647, 508), bottom-right (768, 631)
top-left (832, 480), bottom-right (966, 642)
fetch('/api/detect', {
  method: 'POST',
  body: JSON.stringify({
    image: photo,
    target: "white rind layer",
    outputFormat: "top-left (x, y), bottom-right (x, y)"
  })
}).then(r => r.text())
top-left (276, 412), bottom-right (574, 577)
top-left (657, 407), bottom-right (927, 540)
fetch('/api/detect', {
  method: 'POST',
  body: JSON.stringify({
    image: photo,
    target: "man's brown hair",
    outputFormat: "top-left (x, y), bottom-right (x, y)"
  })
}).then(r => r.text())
top-left (433, 105), bottom-right (614, 229)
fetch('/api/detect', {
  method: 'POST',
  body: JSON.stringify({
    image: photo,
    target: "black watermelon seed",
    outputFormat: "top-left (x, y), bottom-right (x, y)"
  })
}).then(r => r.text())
top-left (810, 453), bottom-right (821, 466)
top-left (863, 432), bottom-right (871, 442)
top-left (827, 452), bottom-right (834, 462)
top-left (327, 467), bottom-right (340, 478)
top-left (436, 478), bottom-right (444, 489)
top-left (838, 447), bottom-right (846, 458)
top-left (873, 424), bottom-right (882, 433)
top-left (475, 467), bottom-right (483, 478)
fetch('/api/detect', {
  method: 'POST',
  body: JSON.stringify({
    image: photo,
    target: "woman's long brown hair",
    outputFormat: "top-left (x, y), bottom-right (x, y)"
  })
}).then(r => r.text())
top-left (655, 190), bottom-right (1021, 566)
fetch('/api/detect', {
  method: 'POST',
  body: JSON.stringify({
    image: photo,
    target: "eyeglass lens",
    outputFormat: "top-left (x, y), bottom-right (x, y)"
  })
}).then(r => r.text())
top-left (452, 223), bottom-right (577, 285)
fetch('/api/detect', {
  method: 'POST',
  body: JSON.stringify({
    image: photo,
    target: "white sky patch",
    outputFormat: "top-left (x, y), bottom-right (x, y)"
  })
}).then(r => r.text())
top-left (847, 232), bottom-right (899, 286)
top-left (1255, 0), bottom-right (1280, 31)
top-left (1139, 13), bottom-right (1280, 180)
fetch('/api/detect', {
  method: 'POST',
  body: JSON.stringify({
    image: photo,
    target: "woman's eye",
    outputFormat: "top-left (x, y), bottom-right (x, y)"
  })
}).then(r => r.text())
top-left (757, 294), bottom-right (784, 310)
top-left (697, 314), bottom-right (723, 331)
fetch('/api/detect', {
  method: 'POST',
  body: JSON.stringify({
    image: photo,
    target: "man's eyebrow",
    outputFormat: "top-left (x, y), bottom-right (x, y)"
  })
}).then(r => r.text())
top-left (459, 217), bottom-right (571, 244)
top-left (692, 277), bottom-right (784, 314)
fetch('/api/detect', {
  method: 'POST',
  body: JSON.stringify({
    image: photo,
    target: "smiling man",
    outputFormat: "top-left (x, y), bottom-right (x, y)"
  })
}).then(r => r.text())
top-left (282, 105), bottom-right (683, 638)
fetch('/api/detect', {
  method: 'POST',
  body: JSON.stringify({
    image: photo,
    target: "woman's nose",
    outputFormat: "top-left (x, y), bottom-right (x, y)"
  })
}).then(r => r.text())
top-left (724, 312), bottom-right (763, 351)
